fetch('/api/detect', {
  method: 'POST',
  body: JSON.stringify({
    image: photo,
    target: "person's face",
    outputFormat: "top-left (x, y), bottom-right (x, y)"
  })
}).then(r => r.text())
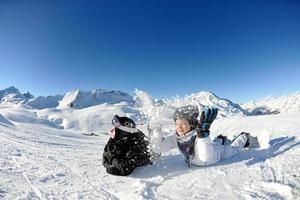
top-left (175, 119), bottom-right (191, 136)
top-left (110, 127), bottom-right (116, 138)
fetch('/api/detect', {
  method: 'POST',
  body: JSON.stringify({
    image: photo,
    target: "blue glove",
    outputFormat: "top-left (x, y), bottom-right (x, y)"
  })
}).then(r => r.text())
top-left (196, 107), bottom-right (218, 138)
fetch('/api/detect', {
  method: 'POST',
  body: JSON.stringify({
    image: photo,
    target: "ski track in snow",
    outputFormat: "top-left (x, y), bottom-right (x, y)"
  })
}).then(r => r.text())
top-left (1, 114), bottom-right (300, 200)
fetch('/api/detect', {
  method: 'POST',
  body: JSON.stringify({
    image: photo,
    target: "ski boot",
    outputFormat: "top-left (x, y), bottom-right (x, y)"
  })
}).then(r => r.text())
top-left (216, 134), bottom-right (232, 145)
top-left (243, 132), bottom-right (260, 148)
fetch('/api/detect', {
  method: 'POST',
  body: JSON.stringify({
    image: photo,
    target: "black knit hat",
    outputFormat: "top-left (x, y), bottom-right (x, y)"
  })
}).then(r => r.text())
top-left (112, 115), bottom-right (138, 133)
top-left (173, 105), bottom-right (199, 130)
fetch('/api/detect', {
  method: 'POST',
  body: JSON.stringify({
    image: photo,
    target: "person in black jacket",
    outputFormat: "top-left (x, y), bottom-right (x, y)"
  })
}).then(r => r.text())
top-left (102, 115), bottom-right (152, 176)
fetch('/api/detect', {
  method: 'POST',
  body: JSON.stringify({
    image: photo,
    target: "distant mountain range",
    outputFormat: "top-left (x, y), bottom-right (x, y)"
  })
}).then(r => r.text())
top-left (165, 91), bottom-right (249, 117)
top-left (241, 92), bottom-right (300, 115)
top-left (0, 86), bottom-right (299, 115)
top-left (0, 86), bottom-right (33, 102)
top-left (0, 86), bottom-right (133, 109)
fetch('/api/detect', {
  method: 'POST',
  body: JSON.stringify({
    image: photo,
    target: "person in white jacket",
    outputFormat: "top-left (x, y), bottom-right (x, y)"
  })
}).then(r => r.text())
top-left (155, 105), bottom-right (258, 166)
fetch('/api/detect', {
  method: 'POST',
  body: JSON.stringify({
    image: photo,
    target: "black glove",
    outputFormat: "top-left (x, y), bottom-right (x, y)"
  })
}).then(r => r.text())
top-left (196, 107), bottom-right (218, 138)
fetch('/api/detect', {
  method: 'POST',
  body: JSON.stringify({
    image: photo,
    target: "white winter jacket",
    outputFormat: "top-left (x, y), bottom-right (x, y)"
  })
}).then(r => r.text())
top-left (156, 130), bottom-right (247, 166)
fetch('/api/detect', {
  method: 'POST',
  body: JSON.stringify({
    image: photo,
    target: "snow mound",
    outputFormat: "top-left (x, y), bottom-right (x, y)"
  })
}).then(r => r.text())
top-left (255, 129), bottom-right (271, 149)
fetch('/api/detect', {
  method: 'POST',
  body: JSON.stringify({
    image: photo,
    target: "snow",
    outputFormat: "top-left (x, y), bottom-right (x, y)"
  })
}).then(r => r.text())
top-left (166, 91), bottom-right (249, 117)
top-left (26, 95), bottom-right (63, 109)
top-left (0, 114), bottom-right (14, 126)
top-left (0, 86), bottom-right (25, 103)
top-left (241, 92), bottom-right (300, 115)
top-left (0, 88), bottom-right (300, 199)
top-left (0, 86), bottom-right (134, 110)
top-left (57, 89), bottom-right (134, 109)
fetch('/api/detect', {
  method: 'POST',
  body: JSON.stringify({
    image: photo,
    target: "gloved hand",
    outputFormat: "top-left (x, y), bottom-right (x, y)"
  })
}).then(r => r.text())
top-left (196, 107), bottom-right (218, 138)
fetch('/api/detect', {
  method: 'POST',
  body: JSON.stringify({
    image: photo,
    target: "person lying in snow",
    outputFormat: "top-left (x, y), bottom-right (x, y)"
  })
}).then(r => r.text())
top-left (153, 105), bottom-right (259, 166)
top-left (102, 115), bottom-right (152, 176)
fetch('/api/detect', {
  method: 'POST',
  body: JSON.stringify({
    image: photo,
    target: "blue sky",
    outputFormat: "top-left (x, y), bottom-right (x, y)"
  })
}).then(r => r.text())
top-left (0, 0), bottom-right (299, 103)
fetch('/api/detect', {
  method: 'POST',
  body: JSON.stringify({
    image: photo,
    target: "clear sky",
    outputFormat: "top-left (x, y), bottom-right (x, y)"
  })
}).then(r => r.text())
top-left (0, 0), bottom-right (299, 103)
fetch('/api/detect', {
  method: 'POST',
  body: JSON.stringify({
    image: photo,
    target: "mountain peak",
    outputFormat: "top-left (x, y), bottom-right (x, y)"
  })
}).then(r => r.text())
top-left (57, 88), bottom-right (133, 109)
top-left (2, 86), bottom-right (20, 93)
top-left (23, 92), bottom-right (35, 99)
top-left (166, 90), bottom-right (249, 117)
top-left (0, 86), bottom-right (24, 102)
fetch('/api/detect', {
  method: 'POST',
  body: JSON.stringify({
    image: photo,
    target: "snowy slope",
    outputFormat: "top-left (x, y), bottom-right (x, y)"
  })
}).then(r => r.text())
top-left (26, 95), bottom-right (63, 109)
top-left (0, 87), bottom-right (299, 199)
top-left (0, 114), bottom-right (14, 126)
top-left (39, 102), bottom-right (141, 134)
top-left (0, 104), bottom-right (61, 129)
top-left (241, 92), bottom-right (300, 115)
top-left (0, 106), bottom-right (299, 199)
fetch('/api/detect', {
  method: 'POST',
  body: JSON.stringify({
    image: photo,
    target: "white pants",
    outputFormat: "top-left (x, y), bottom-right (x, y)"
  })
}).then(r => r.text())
top-left (190, 134), bottom-right (248, 166)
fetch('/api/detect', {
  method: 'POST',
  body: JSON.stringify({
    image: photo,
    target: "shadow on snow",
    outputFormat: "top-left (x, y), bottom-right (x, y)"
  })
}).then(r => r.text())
top-left (217, 136), bottom-right (299, 166)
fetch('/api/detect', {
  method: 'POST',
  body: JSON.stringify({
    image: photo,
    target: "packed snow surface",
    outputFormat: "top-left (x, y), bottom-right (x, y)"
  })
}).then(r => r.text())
top-left (0, 88), bottom-right (299, 199)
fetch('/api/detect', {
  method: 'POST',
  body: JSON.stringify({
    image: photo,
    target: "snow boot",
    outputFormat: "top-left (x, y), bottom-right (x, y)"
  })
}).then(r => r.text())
top-left (243, 132), bottom-right (260, 148)
top-left (216, 134), bottom-right (232, 145)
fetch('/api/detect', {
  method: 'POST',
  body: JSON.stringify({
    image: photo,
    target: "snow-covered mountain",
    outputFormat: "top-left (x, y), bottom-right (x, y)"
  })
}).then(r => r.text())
top-left (241, 92), bottom-right (300, 115)
top-left (0, 86), bottom-right (134, 110)
top-left (27, 95), bottom-right (64, 109)
top-left (57, 89), bottom-right (134, 109)
top-left (23, 92), bottom-right (35, 99)
top-left (166, 91), bottom-right (249, 117)
top-left (0, 86), bottom-right (27, 103)
top-left (1, 86), bottom-right (300, 117)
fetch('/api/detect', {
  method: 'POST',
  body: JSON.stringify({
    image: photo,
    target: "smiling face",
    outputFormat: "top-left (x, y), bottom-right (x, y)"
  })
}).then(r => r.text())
top-left (175, 118), bottom-right (191, 136)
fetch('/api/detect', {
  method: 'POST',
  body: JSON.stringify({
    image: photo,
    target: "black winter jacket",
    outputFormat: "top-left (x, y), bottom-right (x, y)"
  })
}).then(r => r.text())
top-left (102, 130), bottom-right (151, 176)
